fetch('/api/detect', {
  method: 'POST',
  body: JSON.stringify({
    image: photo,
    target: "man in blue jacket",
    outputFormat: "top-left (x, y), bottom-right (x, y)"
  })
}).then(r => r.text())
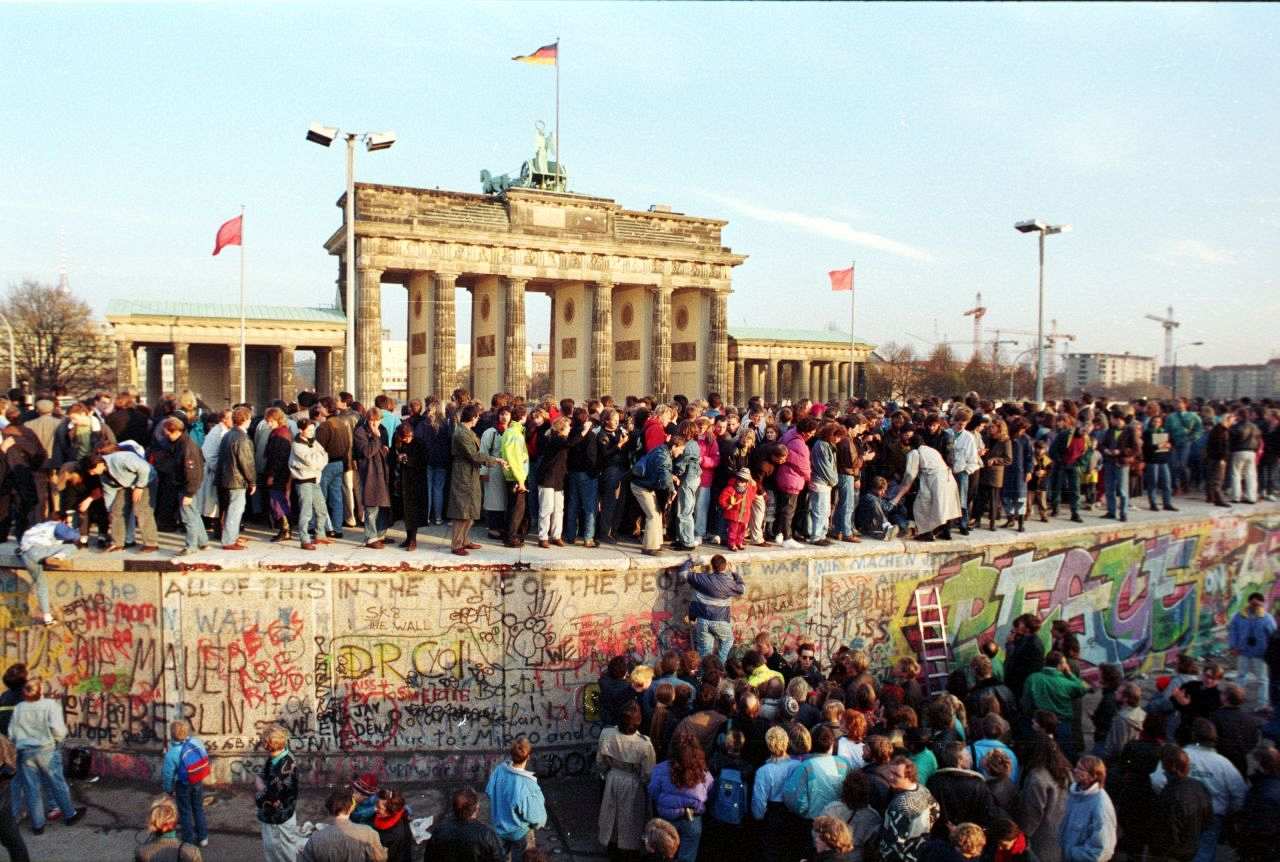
top-left (1229, 592), bottom-right (1277, 708)
top-left (678, 554), bottom-right (744, 665)
top-left (484, 738), bottom-right (547, 862)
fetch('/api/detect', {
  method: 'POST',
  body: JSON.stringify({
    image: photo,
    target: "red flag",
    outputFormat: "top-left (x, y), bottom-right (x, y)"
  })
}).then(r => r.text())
top-left (829, 266), bottom-right (854, 292)
top-left (212, 215), bottom-right (242, 256)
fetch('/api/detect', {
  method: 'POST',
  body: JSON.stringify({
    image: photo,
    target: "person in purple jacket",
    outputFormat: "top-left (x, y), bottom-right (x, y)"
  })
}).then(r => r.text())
top-left (647, 735), bottom-right (714, 862)
top-left (678, 554), bottom-right (745, 665)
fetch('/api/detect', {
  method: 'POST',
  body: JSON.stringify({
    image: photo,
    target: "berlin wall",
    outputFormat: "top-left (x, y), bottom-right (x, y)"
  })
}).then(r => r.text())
top-left (1, 511), bottom-right (1276, 785)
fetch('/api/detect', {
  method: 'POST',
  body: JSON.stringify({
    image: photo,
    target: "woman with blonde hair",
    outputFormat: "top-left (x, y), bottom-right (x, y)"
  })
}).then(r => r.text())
top-left (752, 725), bottom-right (802, 862)
top-left (136, 796), bottom-right (202, 861)
top-left (810, 815), bottom-right (855, 862)
top-left (254, 725), bottom-right (304, 861)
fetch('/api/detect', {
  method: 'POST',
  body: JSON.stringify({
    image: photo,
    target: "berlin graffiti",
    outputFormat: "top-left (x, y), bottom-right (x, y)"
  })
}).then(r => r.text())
top-left (0, 512), bottom-right (1275, 782)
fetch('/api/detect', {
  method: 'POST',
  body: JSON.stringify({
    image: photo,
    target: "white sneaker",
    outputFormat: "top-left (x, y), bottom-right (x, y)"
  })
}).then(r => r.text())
top-left (885, 525), bottom-right (899, 541)
top-left (783, 538), bottom-right (804, 549)
top-left (774, 533), bottom-right (784, 544)
top-left (199, 840), bottom-right (209, 848)
top-left (706, 535), bottom-right (721, 545)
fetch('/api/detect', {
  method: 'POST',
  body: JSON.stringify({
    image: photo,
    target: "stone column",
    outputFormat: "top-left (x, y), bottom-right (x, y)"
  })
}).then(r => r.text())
top-left (355, 267), bottom-right (383, 405)
top-left (797, 359), bottom-right (811, 401)
top-left (432, 271), bottom-right (458, 398)
top-left (732, 359), bottom-right (745, 406)
top-left (171, 341), bottom-right (190, 394)
top-left (114, 341), bottom-right (137, 392)
top-left (228, 342), bottom-right (244, 406)
top-left (315, 348), bottom-right (332, 395)
top-left (824, 363), bottom-right (835, 402)
top-left (144, 347), bottom-right (164, 406)
top-left (765, 358), bottom-right (777, 405)
top-left (591, 280), bottom-right (613, 398)
top-left (504, 277), bottom-right (528, 397)
top-left (707, 291), bottom-right (729, 398)
top-left (548, 292), bottom-right (557, 393)
top-left (650, 286), bottom-right (672, 401)
top-left (278, 346), bottom-right (296, 401)
top-left (330, 346), bottom-right (346, 394)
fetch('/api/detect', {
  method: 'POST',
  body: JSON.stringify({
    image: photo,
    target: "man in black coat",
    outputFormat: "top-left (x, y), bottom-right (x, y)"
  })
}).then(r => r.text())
top-left (925, 742), bottom-right (998, 836)
top-left (1210, 683), bottom-right (1261, 777)
top-left (161, 418), bottom-right (208, 556)
top-left (1003, 613), bottom-right (1046, 702)
top-left (425, 787), bottom-right (504, 862)
top-left (1154, 745), bottom-right (1213, 862)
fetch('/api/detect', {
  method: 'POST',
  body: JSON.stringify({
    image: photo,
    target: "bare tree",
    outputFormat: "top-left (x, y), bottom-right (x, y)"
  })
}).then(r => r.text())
top-left (2, 279), bottom-right (114, 396)
top-left (866, 342), bottom-right (923, 401)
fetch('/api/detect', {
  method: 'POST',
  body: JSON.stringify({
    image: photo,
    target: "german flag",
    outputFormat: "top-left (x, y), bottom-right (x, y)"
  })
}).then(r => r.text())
top-left (512, 42), bottom-right (557, 65)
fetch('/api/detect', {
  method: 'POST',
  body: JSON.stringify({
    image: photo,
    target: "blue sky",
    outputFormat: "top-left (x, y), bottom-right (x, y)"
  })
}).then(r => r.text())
top-left (3, 2), bottom-right (1278, 366)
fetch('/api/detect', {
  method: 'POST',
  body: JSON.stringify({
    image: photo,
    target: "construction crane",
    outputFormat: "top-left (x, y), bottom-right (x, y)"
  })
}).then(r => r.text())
top-left (1144, 306), bottom-right (1180, 367)
top-left (984, 323), bottom-right (1076, 376)
top-left (962, 292), bottom-right (987, 358)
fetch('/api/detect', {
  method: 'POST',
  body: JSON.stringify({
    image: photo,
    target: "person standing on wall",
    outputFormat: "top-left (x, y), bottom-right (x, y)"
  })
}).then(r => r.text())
top-left (1229, 592), bottom-right (1276, 709)
top-left (214, 406), bottom-right (255, 550)
top-left (353, 407), bottom-right (391, 550)
top-left (448, 403), bottom-right (505, 557)
top-left (485, 737), bottom-right (548, 862)
top-left (161, 418), bottom-right (209, 556)
top-left (86, 445), bottom-right (159, 552)
top-left (314, 398), bottom-right (351, 539)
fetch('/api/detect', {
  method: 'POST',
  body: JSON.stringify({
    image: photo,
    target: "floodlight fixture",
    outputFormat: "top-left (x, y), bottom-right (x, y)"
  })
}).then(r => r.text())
top-left (365, 132), bottom-right (397, 152)
top-left (307, 123), bottom-right (339, 147)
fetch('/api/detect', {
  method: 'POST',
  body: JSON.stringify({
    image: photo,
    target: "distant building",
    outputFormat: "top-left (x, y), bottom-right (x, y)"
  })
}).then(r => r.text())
top-left (1061, 352), bottom-right (1156, 389)
top-left (381, 332), bottom-right (407, 401)
top-left (1157, 360), bottom-right (1280, 400)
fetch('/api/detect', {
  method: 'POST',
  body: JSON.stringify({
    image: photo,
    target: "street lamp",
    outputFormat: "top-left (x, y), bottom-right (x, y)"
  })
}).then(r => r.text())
top-left (1015, 219), bottom-right (1071, 403)
top-left (1172, 340), bottom-right (1204, 398)
top-left (307, 122), bottom-right (397, 398)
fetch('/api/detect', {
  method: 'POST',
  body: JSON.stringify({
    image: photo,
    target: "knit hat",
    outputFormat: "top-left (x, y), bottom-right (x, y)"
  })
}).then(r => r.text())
top-left (36, 399), bottom-right (54, 415)
top-left (351, 773), bottom-right (379, 796)
top-left (734, 468), bottom-right (752, 481)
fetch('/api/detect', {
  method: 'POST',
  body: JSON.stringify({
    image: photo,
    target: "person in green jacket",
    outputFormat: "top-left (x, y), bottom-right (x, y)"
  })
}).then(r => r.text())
top-left (501, 405), bottom-right (531, 547)
top-left (1022, 650), bottom-right (1090, 761)
top-left (1165, 398), bottom-right (1204, 495)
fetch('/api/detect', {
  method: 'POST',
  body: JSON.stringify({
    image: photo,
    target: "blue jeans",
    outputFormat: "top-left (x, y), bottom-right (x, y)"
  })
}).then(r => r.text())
top-left (426, 465), bottom-right (447, 523)
top-left (1146, 462), bottom-right (1173, 508)
top-left (221, 487), bottom-right (246, 545)
top-left (563, 471), bottom-right (598, 543)
top-left (296, 482), bottom-right (330, 541)
top-left (1193, 814), bottom-right (1222, 862)
top-left (669, 814), bottom-right (703, 862)
top-left (363, 506), bottom-right (386, 543)
top-left (694, 486), bottom-right (712, 539)
top-left (179, 494), bottom-right (209, 551)
top-left (835, 474), bottom-right (858, 536)
top-left (676, 481), bottom-right (698, 545)
top-left (694, 618), bottom-right (734, 665)
top-left (320, 461), bottom-right (345, 530)
top-left (174, 781), bottom-right (207, 844)
top-left (1104, 463), bottom-right (1129, 518)
top-left (808, 485), bottom-right (832, 540)
top-left (19, 547), bottom-right (58, 616)
top-left (1172, 440), bottom-right (1191, 491)
top-left (953, 472), bottom-right (970, 529)
top-left (597, 466), bottom-right (627, 540)
top-left (17, 747), bottom-right (76, 830)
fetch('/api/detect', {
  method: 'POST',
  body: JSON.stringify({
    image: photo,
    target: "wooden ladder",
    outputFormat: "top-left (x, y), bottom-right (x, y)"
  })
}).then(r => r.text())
top-left (914, 586), bottom-right (952, 694)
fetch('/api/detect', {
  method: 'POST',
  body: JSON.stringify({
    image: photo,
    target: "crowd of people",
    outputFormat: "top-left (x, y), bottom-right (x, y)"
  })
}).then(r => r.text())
top-left (0, 574), bottom-right (1278, 861)
top-left (1, 384), bottom-right (1274, 588)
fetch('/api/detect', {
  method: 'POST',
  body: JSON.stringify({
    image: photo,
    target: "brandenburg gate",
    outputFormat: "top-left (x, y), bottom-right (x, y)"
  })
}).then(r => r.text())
top-left (324, 184), bottom-right (747, 404)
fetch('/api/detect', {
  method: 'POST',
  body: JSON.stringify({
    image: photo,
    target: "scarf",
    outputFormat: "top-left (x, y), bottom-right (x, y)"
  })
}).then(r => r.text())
top-left (374, 808), bottom-right (405, 831)
top-left (995, 832), bottom-right (1028, 862)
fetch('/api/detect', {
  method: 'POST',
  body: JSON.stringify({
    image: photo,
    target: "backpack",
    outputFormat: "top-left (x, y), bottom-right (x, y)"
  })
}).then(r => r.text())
top-left (711, 767), bottom-right (746, 825)
top-left (178, 739), bottom-right (212, 784)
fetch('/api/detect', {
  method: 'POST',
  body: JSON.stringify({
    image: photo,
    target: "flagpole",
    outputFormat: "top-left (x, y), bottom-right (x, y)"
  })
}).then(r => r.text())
top-left (239, 204), bottom-right (246, 405)
top-left (555, 37), bottom-right (561, 188)
top-left (849, 260), bottom-right (856, 401)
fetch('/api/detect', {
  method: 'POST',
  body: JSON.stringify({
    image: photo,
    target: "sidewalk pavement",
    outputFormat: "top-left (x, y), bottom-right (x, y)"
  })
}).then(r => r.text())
top-left (7, 774), bottom-right (608, 862)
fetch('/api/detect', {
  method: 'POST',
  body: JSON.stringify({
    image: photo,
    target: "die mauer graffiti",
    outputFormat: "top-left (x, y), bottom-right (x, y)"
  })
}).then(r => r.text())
top-left (0, 513), bottom-right (1275, 783)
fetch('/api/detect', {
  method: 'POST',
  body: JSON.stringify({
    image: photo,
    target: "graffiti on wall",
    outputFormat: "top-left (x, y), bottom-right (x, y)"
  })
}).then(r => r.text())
top-left (0, 513), bottom-right (1275, 781)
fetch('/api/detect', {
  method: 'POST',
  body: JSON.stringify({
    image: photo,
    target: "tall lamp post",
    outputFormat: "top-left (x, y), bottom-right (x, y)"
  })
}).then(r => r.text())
top-left (1172, 340), bottom-right (1204, 398)
top-left (0, 313), bottom-right (14, 390)
top-left (307, 123), bottom-right (397, 398)
top-left (1014, 219), bottom-right (1070, 403)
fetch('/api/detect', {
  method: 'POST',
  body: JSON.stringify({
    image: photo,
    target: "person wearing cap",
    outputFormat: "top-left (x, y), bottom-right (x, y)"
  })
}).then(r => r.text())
top-left (350, 772), bottom-right (380, 825)
top-left (25, 398), bottom-right (60, 521)
top-left (716, 468), bottom-right (756, 552)
top-left (678, 554), bottom-right (744, 665)
top-left (16, 519), bottom-right (79, 625)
